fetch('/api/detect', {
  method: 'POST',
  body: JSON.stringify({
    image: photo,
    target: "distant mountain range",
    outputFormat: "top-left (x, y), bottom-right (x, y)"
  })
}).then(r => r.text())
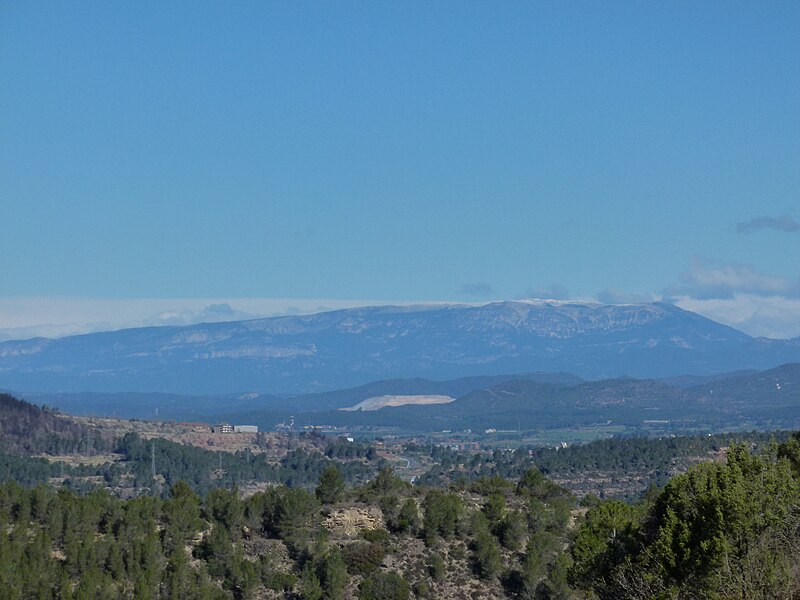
top-left (1, 301), bottom-right (799, 395)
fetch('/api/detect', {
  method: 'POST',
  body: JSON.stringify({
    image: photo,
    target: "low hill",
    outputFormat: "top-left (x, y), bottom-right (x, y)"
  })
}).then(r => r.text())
top-left (16, 363), bottom-right (800, 438)
top-left (24, 372), bottom-right (584, 418)
top-left (0, 393), bottom-right (114, 455)
top-left (19, 390), bottom-right (279, 420)
top-left (217, 364), bottom-right (800, 435)
top-left (688, 362), bottom-right (800, 406)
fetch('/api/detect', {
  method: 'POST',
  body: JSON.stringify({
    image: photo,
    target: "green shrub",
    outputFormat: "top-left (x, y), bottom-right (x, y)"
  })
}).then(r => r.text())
top-left (342, 541), bottom-right (386, 576)
top-left (358, 571), bottom-right (410, 600)
top-left (264, 571), bottom-right (297, 592)
top-left (426, 552), bottom-right (446, 581)
top-left (360, 527), bottom-right (390, 544)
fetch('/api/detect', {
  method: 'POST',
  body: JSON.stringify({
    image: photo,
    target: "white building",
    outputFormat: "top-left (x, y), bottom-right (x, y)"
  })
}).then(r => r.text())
top-left (233, 425), bottom-right (258, 433)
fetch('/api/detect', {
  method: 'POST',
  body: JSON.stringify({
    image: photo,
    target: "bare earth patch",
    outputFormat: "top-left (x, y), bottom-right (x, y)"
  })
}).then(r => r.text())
top-left (340, 394), bottom-right (455, 411)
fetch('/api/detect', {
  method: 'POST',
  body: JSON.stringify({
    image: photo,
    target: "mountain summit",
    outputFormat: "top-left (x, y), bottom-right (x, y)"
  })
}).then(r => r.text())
top-left (0, 301), bottom-right (796, 394)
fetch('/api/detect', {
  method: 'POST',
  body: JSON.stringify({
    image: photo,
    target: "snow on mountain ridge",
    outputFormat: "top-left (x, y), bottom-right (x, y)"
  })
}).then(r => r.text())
top-left (0, 300), bottom-right (791, 395)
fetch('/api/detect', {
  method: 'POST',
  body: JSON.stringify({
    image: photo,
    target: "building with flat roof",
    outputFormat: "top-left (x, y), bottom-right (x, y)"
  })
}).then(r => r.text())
top-left (233, 425), bottom-right (258, 433)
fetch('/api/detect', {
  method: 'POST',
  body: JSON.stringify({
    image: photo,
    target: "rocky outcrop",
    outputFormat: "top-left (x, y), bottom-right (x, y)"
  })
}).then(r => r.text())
top-left (323, 506), bottom-right (384, 536)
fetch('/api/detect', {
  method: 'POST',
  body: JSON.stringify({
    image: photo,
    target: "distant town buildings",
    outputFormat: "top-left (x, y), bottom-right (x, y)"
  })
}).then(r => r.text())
top-left (435, 441), bottom-right (481, 452)
top-left (233, 425), bottom-right (258, 433)
top-left (212, 423), bottom-right (258, 434)
top-left (275, 416), bottom-right (295, 431)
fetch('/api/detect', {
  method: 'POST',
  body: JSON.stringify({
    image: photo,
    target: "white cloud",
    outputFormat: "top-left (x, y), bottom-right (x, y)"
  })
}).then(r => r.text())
top-left (141, 303), bottom-right (256, 327)
top-left (673, 294), bottom-right (800, 339)
top-left (736, 214), bottom-right (800, 234)
top-left (660, 258), bottom-right (800, 338)
top-left (665, 257), bottom-right (800, 300)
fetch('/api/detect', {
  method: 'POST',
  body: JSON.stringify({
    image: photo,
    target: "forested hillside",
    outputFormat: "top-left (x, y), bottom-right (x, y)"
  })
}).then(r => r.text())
top-left (0, 394), bottom-right (383, 497)
top-left (0, 393), bottom-right (115, 455)
top-left (0, 465), bottom-right (574, 599)
top-left (207, 363), bottom-right (800, 436)
top-left (413, 430), bottom-right (786, 497)
top-left (4, 438), bottom-right (800, 599)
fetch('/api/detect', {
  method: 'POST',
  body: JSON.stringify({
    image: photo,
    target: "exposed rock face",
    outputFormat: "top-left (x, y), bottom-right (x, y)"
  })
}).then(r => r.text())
top-left (323, 507), bottom-right (384, 536)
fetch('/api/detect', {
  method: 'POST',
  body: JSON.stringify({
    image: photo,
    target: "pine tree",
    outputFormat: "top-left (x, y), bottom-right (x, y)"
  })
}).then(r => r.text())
top-left (315, 465), bottom-right (345, 504)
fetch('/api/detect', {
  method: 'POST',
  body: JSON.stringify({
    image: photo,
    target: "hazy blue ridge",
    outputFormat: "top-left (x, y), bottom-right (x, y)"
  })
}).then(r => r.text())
top-left (0, 301), bottom-right (797, 395)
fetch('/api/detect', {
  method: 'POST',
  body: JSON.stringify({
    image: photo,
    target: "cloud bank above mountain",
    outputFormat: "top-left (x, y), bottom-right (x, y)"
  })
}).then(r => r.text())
top-left (661, 258), bottom-right (800, 338)
top-left (0, 297), bottom-right (399, 342)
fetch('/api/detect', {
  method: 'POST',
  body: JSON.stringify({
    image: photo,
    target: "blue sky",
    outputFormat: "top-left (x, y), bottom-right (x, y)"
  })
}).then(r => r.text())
top-left (1, 2), bottom-right (799, 338)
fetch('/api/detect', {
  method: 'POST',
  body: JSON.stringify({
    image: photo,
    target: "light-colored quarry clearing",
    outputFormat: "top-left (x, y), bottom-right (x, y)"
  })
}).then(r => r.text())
top-left (341, 394), bottom-right (455, 411)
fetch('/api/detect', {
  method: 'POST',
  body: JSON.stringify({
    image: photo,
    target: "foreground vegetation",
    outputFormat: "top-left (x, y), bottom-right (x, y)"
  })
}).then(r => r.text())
top-left (3, 435), bottom-right (800, 599)
top-left (0, 465), bottom-right (573, 599)
top-left (4, 392), bottom-right (800, 598)
top-left (572, 437), bottom-right (800, 599)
